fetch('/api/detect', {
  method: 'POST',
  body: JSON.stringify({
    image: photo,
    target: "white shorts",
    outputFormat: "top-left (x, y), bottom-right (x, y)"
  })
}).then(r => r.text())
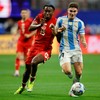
top-left (59, 49), bottom-right (83, 66)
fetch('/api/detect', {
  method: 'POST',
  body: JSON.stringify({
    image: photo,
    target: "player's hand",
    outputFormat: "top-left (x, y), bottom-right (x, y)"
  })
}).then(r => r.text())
top-left (57, 25), bottom-right (66, 33)
top-left (49, 23), bottom-right (55, 30)
top-left (40, 18), bottom-right (46, 26)
top-left (82, 42), bottom-right (87, 48)
top-left (49, 23), bottom-right (56, 35)
top-left (24, 34), bottom-right (30, 38)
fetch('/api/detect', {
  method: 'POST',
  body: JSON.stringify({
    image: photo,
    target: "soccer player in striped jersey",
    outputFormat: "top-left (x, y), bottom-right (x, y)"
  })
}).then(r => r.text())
top-left (54, 2), bottom-right (87, 97)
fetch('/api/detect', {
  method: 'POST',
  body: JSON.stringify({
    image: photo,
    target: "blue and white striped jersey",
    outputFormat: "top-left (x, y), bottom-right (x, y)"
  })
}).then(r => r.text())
top-left (55, 15), bottom-right (85, 52)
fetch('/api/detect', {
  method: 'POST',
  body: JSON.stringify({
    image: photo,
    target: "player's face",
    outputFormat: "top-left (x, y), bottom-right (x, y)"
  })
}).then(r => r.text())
top-left (67, 8), bottom-right (78, 19)
top-left (21, 10), bottom-right (28, 20)
top-left (43, 7), bottom-right (54, 20)
top-left (26, 10), bottom-right (31, 18)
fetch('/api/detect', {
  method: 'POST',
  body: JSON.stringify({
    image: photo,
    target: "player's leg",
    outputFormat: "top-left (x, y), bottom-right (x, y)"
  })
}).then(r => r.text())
top-left (14, 52), bottom-right (24, 76)
top-left (14, 49), bottom-right (34, 94)
top-left (61, 62), bottom-right (73, 79)
top-left (31, 54), bottom-right (44, 81)
top-left (27, 51), bottom-right (50, 92)
top-left (14, 53), bottom-right (20, 76)
top-left (14, 64), bottom-right (31, 94)
top-left (27, 54), bottom-right (44, 92)
top-left (68, 62), bottom-right (82, 97)
top-left (60, 51), bottom-right (73, 79)
top-left (73, 62), bottom-right (83, 83)
top-left (72, 52), bottom-right (83, 83)
top-left (14, 42), bottom-right (24, 76)
top-left (60, 52), bottom-right (77, 97)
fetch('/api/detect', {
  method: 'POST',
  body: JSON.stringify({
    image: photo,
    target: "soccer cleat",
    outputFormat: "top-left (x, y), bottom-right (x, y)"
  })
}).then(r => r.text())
top-left (68, 89), bottom-right (78, 97)
top-left (14, 86), bottom-right (25, 94)
top-left (27, 80), bottom-right (34, 92)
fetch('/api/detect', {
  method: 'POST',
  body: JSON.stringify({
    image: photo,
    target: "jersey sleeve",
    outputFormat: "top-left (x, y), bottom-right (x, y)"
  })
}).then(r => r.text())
top-left (17, 21), bottom-right (20, 30)
top-left (55, 17), bottom-right (63, 29)
top-left (78, 20), bottom-right (85, 34)
top-left (55, 17), bottom-right (63, 43)
top-left (30, 14), bottom-right (41, 26)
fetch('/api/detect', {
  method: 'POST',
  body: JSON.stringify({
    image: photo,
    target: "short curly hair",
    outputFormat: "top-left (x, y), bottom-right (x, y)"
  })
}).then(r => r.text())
top-left (43, 5), bottom-right (55, 11)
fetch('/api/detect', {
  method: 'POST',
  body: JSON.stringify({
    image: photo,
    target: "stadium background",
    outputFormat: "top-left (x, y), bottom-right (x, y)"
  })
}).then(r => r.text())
top-left (0, 0), bottom-right (100, 100)
top-left (0, 0), bottom-right (100, 54)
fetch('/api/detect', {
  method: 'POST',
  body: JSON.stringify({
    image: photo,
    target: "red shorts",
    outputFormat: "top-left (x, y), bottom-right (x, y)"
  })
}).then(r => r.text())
top-left (16, 41), bottom-right (32, 56)
top-left (25, 47), bottom-right (52, 64)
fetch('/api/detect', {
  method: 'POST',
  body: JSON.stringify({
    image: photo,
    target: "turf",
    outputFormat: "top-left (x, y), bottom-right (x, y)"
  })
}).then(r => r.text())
top-left (0, 54), bottom-right (100, 100)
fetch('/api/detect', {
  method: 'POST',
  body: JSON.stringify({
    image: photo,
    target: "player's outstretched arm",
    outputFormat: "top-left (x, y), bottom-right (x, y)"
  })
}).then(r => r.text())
top-left (29, 24), bottom-right (41, 31)
top-left (29, 18), bottom-right (46, 31)
top-left (80, 34), bottom-right (87, 48)
top-left (24, 30), bottom-right (37, 38)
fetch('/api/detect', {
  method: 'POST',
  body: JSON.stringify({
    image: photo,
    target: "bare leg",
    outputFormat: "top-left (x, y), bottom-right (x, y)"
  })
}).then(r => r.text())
top-left (30, 54), bottom-right (44, 82)
top-left (73, 62), bottom-right (83, 83)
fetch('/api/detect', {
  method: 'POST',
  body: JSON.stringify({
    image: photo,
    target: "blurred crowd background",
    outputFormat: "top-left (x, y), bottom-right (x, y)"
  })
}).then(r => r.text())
top-left (0, 0), bottom-right (100, 55)
top-left (0, 0), bottom-right (100, 35)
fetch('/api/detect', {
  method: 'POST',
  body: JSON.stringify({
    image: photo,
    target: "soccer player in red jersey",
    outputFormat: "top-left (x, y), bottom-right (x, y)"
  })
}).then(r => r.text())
top-left (14, 5), bottom-right (56, 94)
top-left (14, 9), bottom-right (35, 76)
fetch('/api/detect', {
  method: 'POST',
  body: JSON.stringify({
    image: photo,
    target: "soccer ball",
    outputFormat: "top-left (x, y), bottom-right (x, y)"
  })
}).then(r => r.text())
top-left (71, 82), bottom-right (85, 96)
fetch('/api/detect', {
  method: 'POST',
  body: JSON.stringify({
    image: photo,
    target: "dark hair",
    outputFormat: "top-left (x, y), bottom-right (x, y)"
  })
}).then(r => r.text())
top-left (21, 8), bottom-right (30, 11)
top-left (43, 4), bottom-right (55, 11)
top-left (68, 2), bottom-right (79, 9)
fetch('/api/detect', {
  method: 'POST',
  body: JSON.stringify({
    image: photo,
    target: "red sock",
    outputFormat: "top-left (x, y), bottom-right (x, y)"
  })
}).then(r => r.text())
top-left (15, 58), bottom-right (20, 70)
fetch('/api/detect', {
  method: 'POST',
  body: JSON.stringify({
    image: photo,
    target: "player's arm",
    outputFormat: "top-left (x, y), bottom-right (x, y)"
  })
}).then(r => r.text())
top-left (29, 22), bottom-right (41, 31)
top-left (53, 17), bottom-right (66, 35)
top-left (79, 21), bottom-right (87, 48)
top-left (50, 24), bottom-right (66, 36)
top-left (80, 34), bottom-right (87, 48)
top-left (49, 24), bottom-right (57, 35)
top-left (57, 25), bottom-right (66, 33)
top-left (12, 24), bottom-right (20, 40)
top-left (24, 30), bottom-right (37, 38)
top-left (29, 18), bottom-right (45, 31)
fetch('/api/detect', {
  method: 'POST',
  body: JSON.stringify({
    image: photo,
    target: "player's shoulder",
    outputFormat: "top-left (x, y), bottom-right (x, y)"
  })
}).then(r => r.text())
top-left (37, 13), bottom-right (43, 19)
top-left (28, 17), bottom-right (33, 20)
top-left (51, 16), bottom-right (57, 22)
top-left (18, 20), bottom-right (21, 23)
top-left (75, 17), bottom-right (84, 23)
top-left (17, 20), bottom-right (22, 25)
top-left (57, 15), bottom-right (67, 21)
top-left (34, 13), bottom-right (43, 22)
top-left (75, 17), bottom-right (85, 28)
top-left (27, 17), bottom-right (33, 22)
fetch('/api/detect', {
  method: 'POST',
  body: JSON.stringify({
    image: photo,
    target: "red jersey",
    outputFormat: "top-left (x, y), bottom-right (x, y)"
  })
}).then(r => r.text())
top-left (25, 14), bottom-right (57, 64)
top-left (33, 13), bottom-right (56, 50)
top-left (17, 18), bottom-right (33, 42)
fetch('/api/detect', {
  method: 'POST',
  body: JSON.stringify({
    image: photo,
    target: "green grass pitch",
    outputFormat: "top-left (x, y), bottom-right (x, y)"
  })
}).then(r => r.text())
top-left (0, 54), bottom-right (100, 100)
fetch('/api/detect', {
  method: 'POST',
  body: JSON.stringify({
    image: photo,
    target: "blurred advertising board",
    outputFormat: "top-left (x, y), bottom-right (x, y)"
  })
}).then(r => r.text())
top-left (0, 35), bottom-right (59, 55)
top-left (0, 0), bottom-right (11, 18)
top-left (0, 35), bottom-right (16, 54)
top-left (81, 35), bottom-right (100, 54)
top-left (0, 35), bottom-right (100, 55)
